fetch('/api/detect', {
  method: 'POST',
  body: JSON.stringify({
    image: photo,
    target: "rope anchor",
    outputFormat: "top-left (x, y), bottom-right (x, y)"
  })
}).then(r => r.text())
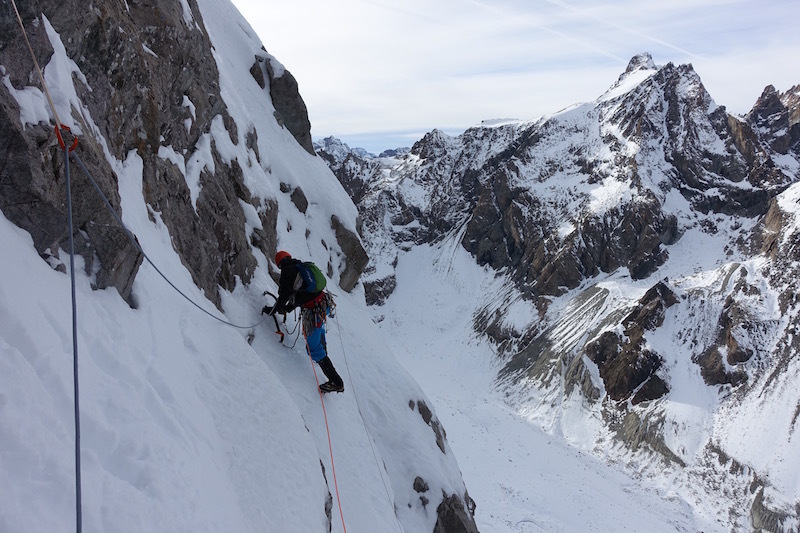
top-left (54, 124), bottom-right (79, 152)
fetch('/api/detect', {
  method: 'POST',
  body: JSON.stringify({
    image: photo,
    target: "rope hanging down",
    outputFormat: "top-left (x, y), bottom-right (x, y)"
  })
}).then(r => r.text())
top-left (9, 1), bottom-right (83, 531)
top-left (9, 4), bottom-right (264, 532)
top-left (64, 138), bottom-right (83, 533)
top-left (308, 351), bottom-right (348, 533)
top-left (333, 315), bottom-right (398, 520)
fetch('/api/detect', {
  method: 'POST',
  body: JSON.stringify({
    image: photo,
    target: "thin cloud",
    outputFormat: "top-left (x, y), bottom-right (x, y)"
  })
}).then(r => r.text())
top-left (231, 0), bottom-right (799, 152)
top-left (542, 0), bottom-right (701, 59)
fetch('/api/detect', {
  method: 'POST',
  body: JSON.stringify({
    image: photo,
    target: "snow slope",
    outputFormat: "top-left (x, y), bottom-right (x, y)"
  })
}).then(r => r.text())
top-left (0, 1), bottom-right (472, 532)
top-left (375, 234), bottom-right (713, 532)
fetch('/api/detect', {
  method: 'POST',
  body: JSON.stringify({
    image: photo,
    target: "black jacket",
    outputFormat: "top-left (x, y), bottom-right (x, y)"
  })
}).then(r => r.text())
top-left (274, 258), bottom-right (321, 313)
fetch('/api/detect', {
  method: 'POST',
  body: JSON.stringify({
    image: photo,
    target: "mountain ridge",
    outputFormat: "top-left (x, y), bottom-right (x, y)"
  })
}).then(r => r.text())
top-left (318, 52), bottom-right (800, 531)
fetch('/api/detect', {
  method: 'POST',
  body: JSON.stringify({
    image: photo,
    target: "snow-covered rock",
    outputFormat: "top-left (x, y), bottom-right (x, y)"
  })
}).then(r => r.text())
top-left (323, 52), bottom-right (800, 531)
top-left (0, 1), bottom-right (478, 532)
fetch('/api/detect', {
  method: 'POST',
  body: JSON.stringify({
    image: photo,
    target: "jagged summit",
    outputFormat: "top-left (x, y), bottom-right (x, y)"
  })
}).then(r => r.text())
top-left (600, 52), bottom-right (662, 102)
top-left (313, 135), bottom-right (356, 162)
top-left (411, 128), bottom-right (457, 159)
top-left (623, 52), bottom-right (657, 75)
top-left (746, 83), bottom-right (800, 157)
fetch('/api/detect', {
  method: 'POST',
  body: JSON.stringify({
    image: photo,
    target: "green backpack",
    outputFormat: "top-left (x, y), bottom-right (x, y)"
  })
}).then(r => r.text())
top-left (295, 261), bottom-right (327, 292)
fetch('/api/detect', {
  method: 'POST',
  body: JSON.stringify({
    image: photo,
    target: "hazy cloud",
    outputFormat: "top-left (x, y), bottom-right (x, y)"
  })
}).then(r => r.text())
top-left (232, 0), bottom-right (800, 152)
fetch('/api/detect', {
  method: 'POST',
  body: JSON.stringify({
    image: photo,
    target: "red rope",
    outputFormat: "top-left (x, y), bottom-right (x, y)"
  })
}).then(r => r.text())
top-left (307, 331), bottom-right (347, 532)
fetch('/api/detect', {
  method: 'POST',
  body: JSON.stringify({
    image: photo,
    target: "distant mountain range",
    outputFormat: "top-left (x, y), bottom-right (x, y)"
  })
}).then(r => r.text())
top-left (313, 136), bottom-right (411, 161)
top-left (317, 53), bottom-right (800, 532)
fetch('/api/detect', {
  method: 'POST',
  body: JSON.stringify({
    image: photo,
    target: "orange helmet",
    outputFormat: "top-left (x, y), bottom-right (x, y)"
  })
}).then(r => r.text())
top-left (274, 250), bottom-right (291, 266)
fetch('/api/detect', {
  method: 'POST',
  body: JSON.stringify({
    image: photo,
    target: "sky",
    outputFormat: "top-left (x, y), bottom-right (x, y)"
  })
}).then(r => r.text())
top-left (230, 0), bottom-right (800, 154)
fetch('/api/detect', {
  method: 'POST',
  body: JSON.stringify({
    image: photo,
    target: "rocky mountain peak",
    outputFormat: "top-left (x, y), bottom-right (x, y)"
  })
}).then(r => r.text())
top-left (749, 84), bottom-right (784, 122)
top-left (782, 84), bottom-right (800, 124)
top-left (411, 128), bottom-right (456, 159)
top-left (330, 53), bottom-right (799, 315)
top-left (622, 52), bottom-right (656, 77)
top-left (746, 83), bottom-right (800, 158)
top-left (313, 135), bottom-right (353, 163)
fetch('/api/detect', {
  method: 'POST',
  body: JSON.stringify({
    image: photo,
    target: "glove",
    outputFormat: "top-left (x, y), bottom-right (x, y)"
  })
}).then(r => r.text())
top-left (261, 305), bottom-right (274, 316)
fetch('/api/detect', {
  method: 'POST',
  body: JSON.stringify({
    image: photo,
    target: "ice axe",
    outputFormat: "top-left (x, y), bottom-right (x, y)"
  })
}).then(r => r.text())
top-left (262, 291), bottom-right (285, 343)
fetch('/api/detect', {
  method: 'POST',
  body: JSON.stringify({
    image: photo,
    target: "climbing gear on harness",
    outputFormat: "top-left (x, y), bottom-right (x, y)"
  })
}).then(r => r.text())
top-left (300, 291), bottom-right (336, 335)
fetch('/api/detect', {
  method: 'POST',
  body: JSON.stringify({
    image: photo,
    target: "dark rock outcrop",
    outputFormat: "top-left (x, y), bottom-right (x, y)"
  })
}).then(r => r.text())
top-left (0, 0), bottom-right (334, 307)
top-left (0, 43), bottom-right (143, 303)
top-left (331, 215), bottom-right (368, 292)
top-left (411, 399), bottom-right (447, 454)
top-left (585, 281), bottom-right (677, 404)
top-left (434, 492), bottom-right (479, 533)
top-left (747, 84), bottom-right (800, 158)
top-left (261, 54), bottom-right (315, 155)
top-left (751, 487), bottom-right (792, 533)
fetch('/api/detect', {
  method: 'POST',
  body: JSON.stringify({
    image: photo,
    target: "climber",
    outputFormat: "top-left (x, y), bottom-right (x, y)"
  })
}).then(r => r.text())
top-left (263, 250), bottom-right (344, 394)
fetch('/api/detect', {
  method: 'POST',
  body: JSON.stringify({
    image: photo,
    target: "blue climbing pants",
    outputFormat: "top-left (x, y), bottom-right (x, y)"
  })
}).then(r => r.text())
top-left (303, 316), bottom-right (327, 362)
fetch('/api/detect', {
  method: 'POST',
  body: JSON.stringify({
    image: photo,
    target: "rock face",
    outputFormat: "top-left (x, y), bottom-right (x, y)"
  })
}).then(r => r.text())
top-left (320, 53), bottom-right (795, 319)
top-left (253, 54), bottom-right (314, 155)
top-left (434, 493), bottom-right (479, 533)
top-left (330, 215), bottom-right (368, 292)
top-left (0, 0), bottom-right (366, 307)
top-left (584, 281), bottom-right (676, 404)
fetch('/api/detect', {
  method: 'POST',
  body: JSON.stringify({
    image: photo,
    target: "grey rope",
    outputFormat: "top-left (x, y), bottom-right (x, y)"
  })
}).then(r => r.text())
top-left (64, 143), bottom-right (83, 533)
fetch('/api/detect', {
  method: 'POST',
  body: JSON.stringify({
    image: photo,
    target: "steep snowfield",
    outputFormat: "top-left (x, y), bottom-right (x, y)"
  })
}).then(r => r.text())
top-left (1, 197), bottom-right (468, 532)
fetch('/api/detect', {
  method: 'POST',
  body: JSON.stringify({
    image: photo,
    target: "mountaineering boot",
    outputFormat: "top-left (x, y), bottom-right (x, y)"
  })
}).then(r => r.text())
top-left (318, 356), bottom-right (344, 393)
top-left (319, 381), bottom-right (345, 393)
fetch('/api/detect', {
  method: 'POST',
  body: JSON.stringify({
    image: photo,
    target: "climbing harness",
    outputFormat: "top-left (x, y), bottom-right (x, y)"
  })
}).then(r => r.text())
top-left (301, 291), bottom-right (336, 335)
